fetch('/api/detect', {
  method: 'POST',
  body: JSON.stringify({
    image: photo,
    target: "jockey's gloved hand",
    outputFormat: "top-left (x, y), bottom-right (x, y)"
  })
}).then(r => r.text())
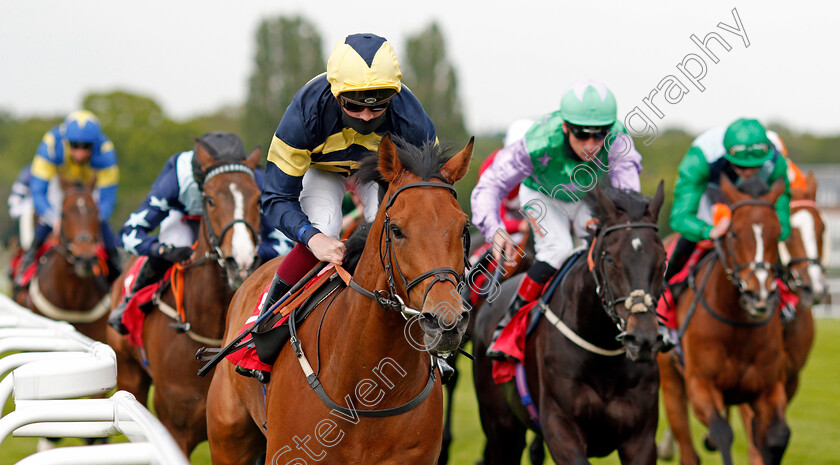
top-left (154, 244), bottom-right (193, 264)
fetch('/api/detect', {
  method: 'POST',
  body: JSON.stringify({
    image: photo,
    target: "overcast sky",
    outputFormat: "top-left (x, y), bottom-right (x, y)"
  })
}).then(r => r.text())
top-left (2, 1), bottom-right (838, 139)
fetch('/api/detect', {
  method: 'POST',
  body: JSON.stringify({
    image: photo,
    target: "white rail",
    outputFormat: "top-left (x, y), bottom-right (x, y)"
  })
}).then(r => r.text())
top-left (0, 293), bottom-right (189, 465)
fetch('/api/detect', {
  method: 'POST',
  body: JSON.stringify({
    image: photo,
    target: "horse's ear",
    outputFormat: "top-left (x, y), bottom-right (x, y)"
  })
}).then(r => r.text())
top-left (377, 135), bottom-right (402, 183)
top-left (245, 147), bottom-right (261, 171)
top-left (592, 182), bottom-right (618, 221)
top-left (764, 177), bottom-right (786, 204)
top-left (720, 175), bottom-right (745, 204)
top-left (440, 137), bottom-right (474, 184)
top-left (645, 180), bottom-right (665, 221)
top-left (195, 142), bottom-right (216, 171)
top-left (806, 171), bottom-right (818, 200)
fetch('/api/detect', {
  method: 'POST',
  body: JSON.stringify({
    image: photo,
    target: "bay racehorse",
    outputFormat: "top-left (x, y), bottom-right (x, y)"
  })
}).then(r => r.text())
top-left (14, 177), bottom-right (111, 342)
top-left (473, 182), bottom-right (667, 465)
top-left (657, 176), bottom-right (790, 465)
top-left (206, 135), bottom-right (473, 465)
top-left (106, 145), bottom-right (262, 455)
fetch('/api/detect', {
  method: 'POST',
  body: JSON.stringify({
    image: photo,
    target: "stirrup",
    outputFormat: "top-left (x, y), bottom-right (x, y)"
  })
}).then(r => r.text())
top-left (235, 366), bottom-right (270, 384)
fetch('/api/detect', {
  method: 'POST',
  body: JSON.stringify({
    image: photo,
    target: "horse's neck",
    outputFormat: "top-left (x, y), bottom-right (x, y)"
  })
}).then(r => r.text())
top-left (551, 261), bottom-right (622, 348)
top-left (38, 252), bottom-right (103, 308)
top-left (323, 235), bottom-right (430, 381)
top-left (179, 237), bottom-right (232, 332)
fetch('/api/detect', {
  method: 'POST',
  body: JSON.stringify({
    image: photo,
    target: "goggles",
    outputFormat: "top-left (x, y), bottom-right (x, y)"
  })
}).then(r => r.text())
top-left (567, 123), bottom-right (611, 141)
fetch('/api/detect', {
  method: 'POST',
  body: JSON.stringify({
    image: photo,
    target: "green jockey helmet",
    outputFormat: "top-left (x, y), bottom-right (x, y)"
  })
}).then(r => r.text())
top-left (723, 118), bottom-right (774, 168)
top-left (559, 80), bottom-right (617, 126)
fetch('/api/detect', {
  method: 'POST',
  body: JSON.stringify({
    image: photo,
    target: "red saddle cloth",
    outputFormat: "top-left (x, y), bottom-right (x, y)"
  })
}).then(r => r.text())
top-left (12, 239), bottom-right (58, 287)
top-left (226, 265), bottom-right (336, 375)
top-left (120, 257), bottom-right (172, 349)
top-left (491, 301), bottom-right (540, 385)
top-left (656, 240), bottom-right (713, 329)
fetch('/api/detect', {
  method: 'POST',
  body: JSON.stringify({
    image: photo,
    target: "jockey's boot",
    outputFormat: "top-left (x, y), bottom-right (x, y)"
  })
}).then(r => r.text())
top-left (486, 274), bottom-right (545, 362)
top-left (435, 356), bottom-right (456, 384)
top-left (13, 236), bottom-right (45, 289)
top-left (104, 248), bottom-right (122, 283)
top-left (108, 257), bottom-right (164, 335)
top-left (657, 322), bottom-right (677, 353)
top-left (259, 272), bottom-right (292, 320)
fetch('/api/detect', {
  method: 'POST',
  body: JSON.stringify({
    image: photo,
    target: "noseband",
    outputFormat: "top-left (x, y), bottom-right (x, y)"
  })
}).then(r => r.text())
top-left (587, 221), bottom-right (659, 332)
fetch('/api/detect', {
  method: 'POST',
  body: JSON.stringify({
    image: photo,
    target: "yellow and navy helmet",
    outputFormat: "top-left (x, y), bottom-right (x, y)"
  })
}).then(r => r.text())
top-left (62, 110), bottom-right (103, 144)
top-left (326, 33), bottom-right (402, 101)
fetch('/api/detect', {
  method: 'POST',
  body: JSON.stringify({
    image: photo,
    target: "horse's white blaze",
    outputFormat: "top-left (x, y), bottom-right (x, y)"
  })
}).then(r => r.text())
top-left (791, 209), bottom-right (826, 295)
top-left (229, 183), bottom-right (255, 270)
top-left (632, 237), bottom-right (642, 251)
top-left (76, 197), bottom-right (87, 215)
top-left (752, 223), bottom-right (769, 301)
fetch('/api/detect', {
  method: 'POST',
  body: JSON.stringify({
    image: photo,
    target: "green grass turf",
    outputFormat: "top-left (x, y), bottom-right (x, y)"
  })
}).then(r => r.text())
top-left (1, 319), bottom-right (838, 464)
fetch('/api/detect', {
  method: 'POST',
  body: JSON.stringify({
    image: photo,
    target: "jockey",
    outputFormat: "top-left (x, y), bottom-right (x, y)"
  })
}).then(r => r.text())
top-left (472, 79), bottom-right (644, 362)
top-left (7, 164), bottom-right (35, 251)
top-left (15, 110), bottom-right (121, 285)
top-left (258, 33), bottom-right (436, 314)
top-left (108, 132), bottom-right (293, 334)
top-left (665, 118), bottom-right (791, 283)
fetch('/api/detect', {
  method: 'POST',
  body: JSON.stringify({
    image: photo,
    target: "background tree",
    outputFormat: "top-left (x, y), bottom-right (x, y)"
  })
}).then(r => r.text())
top-left (242, 15), bottom-right (324, 151)
top-left (402, 22), bottom-right (468, 145)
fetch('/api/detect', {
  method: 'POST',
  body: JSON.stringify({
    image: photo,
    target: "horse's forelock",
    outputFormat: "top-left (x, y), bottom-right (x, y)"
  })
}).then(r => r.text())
top-left (739, 176), bottom-right (770, 199)
top-left (587, 184), bottom-right (652, 223)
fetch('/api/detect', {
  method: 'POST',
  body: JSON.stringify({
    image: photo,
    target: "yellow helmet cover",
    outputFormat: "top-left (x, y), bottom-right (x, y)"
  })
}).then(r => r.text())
top-left (327, 33), bottom-right (402, 98)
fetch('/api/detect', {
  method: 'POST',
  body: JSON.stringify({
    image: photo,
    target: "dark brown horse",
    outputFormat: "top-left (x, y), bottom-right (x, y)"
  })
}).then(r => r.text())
top-left (206, 136), bottom-right (473, 465)
top-left (472, 182), bottom-right (667, 465)
top-left (106, 144), bottom-right (262, 455)
top-left (657, 176), bottom-right (789, 465)
top-left (15, 178), bottom-right (111, 342)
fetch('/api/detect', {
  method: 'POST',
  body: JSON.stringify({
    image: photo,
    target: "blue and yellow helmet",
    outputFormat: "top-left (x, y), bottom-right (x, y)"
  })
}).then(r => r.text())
top-left (62, 110), bottom-right (103, 144)
top-left (327, 33), bottom-right (402, 100)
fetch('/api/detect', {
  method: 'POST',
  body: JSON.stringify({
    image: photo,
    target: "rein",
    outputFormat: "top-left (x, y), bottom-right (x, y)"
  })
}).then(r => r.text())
top-left (287, 179), bottom-right (465, 417)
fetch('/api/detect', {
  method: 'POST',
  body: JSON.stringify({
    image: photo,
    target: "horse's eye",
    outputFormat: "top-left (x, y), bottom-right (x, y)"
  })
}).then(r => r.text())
top-left (206, 196), bottom-right (215, 207)
top-left (390, 224), bottom-right (405, 239)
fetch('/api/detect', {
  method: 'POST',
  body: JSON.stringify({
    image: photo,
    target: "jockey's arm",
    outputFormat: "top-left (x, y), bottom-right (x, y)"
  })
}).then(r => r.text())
top-left (91, 139), bottom-right (119, 221)
top-left (262, 121), bottom-right (319, 245)
top-left (30, 151), bottom-right (58, 226)
top-left (770, 155), bottom-right (792, 241)
top-left (470, 140), bottom-right (534, 240)
top-left (118, 156), bottom-right (182, 257)
top-left (606, 130), bottom-right (643, 191)
top-left (670, 147), bottom-right (713, 242)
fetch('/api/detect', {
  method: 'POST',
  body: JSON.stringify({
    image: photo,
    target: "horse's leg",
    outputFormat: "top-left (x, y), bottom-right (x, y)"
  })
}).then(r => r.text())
top-left (438, 355), bottom-right (458, 465)
top-left (749, 383), bottom-right (790, 465)
top-left (657, 352), bottom-right (698, 465)
top-left (656, 428), bottom-right (676, 461)
top-left (474, 362), bottom-right (527, 464)
top-left (529, 434), bottom-right (545, 465)
top-left (686, 375), bottom-right (733, 465)
top-left (207, 363), bottom-right (265, 465)
top-left (617, 426), bottom-right (657, 465)
top-left (107, 328), bottom-right (152, 406)
top-left (538, 399), bottom-right (589, 465)
top-left (737, 404), bottom-right (763, 465)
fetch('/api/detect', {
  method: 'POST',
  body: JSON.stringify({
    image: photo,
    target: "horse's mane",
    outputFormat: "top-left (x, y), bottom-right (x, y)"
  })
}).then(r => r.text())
top-left (586, 183), bottom-right (652, 222)
top-left (343, 222), bottom-right (371, 274)
top-left (357, 136), bottom-right (454, 186)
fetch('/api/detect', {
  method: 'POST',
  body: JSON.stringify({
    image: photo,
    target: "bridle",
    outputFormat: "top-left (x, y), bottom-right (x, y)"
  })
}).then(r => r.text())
top-left (344, 176), bottom-right (469, 318)
top-left (586, 220), bottom-right (660, 333)
top-left (189, 163), bottom-right (261, 273)
top-left (714, 199), bottom-right (777, 294)
top-left (782, 200), bottom-right (825, 292)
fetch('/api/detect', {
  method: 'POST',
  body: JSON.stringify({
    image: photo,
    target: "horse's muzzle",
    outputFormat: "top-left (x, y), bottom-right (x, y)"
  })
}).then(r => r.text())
top-left (417, 310), bottom-right (469, 355)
